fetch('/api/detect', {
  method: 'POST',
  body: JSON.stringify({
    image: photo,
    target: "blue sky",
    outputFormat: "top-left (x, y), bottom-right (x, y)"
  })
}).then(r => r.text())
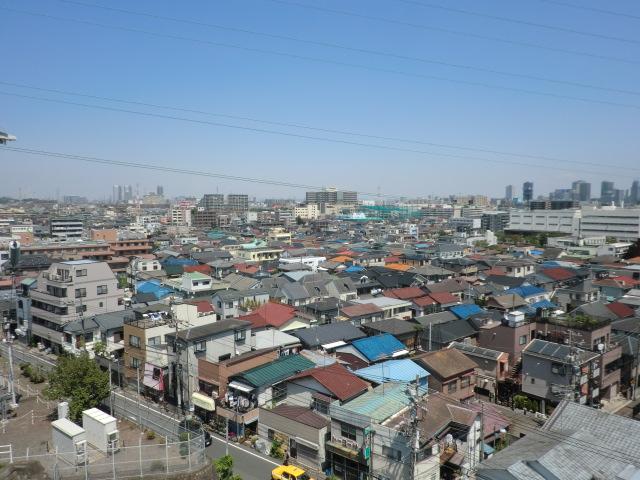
top-left (1, 0), bottom-right (639, 200)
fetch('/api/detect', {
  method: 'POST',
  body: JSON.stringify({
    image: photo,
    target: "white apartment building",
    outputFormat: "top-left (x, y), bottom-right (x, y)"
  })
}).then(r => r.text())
top-left (50, 217), bottom-right (84, 240)
top-left (508, 209), bottom-right (580, 234)
top-left (28, 260), bottom-right (123, 353)
top-left (170, 205), bottom-right (193, 226)
top-left (293, 203), bottom-right (320, 220)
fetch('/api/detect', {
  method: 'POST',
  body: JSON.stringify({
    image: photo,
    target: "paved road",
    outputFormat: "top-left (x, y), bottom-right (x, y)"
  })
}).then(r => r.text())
top-left (207, 433), bottom-right (279, 480)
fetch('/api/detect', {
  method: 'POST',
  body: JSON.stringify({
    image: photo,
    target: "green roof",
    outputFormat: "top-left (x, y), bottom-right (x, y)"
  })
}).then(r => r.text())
top-left (339, 382), bottom-right (424, 423)
top-left (237, 354), bottom-right (315, 388)
top-left (21, 277), bottom-right (37, 286)
top-left (183, 271), bottom-right (210, 280)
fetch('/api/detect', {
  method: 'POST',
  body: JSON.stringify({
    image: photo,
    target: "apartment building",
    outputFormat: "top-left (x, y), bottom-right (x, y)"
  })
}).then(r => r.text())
top-left (28, 260), bottom-right (123, 353)
top-left (293, 203), bottom-right (320, 220)
top-left (50, 217), bottom-right (84, 240)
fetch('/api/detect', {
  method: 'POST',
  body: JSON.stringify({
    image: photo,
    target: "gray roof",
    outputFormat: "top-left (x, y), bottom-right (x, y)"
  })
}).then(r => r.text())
top-left (412, 311), bottom-right (458, 327)
top-left (223, 273), bottom-right (261, 291)
top-left (362, 318), bottom-right (418, 336)
top-left (292, 323), bottom-right (366, 348)
top-left (570, 301), bottom-right (618, 321)
top-left (172, 319), bottom-right (251, 342)
top-left (449, 341), bottom-right (504, 360)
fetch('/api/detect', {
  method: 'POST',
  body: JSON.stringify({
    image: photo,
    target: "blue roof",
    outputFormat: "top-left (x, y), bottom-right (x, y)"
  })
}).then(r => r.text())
top-left (344, 265), bottom-right (364, 273)
top-left (161, 258), bottom-right (198, 266)
top-left (505, 285), bottom-right (546, 298)
top-left (450, 303), bottom-right (484, 320)
top-left (136, 280), bottom-right (174, 300)
top-left (531, 299), bottom-right (556, 309)
top-left (351, 333), bottom-right (406, 362)
top-left (354, 359), bottom-right (429, 384)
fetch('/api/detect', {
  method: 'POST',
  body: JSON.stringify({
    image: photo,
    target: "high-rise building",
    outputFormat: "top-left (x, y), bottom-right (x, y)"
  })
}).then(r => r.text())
top-left (112, 185), bottom-right (119, 204)
top-left (117, 185), bottom-right (124, 203)
top-left (522, 182), bottom-right (534, 202)
top-left (613, 189), bottom-right (625, 206)
top-left (305, 188), bottom-right (358, 205)
top-left (227, 194), bottom-right (249, 212)
top-left (505, 185), bottom-right (513, 202)
top-left (601, 181), bottom-right (615, 205)
top-left (571, 180), bottom-right (591, 202)
top-left (199, 194), bottom-right (224, 210)
top-left (157, 185), bottom-right (164, 196)
top-left (630, 180), bottom-right (640, 206)
top-left (124, 185), bottom-right (133, 202)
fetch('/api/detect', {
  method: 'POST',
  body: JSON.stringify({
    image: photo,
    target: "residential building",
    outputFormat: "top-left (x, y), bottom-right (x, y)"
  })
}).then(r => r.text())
top-left (477, 311), bottom-right (537, 364)
top-left (414, 348), bottom-right (477, 401)
top-left (126, 257), bottom-right (162, 288)
top-left (28, 260), bottom-right (123, 353)
top-left (449, 342), bottom-right (509, 401)
top-left (227, 194), bottom-right (249, 212)
top-left (305, 188), bottom-right (358, 205)
top-left (50, 217), bottom-right (84, 240)
top-left (481, 211), bottom-right (510, 232)
top-left (212, 289), bottom-right (269, 319)
top-left (200, 194), bottom-right (224, 210)
top-left (293, 203), bottom-right (320, 220)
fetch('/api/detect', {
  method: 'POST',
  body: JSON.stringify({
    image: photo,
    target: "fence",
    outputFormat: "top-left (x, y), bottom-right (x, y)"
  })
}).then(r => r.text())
top-left (1, 436), bottom-right (208, 480)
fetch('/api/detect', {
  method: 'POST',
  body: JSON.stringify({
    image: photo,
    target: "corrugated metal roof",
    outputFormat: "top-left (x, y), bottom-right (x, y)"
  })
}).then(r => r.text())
top-left (450, 303), bottom-right (484, 320)
top-left (351, 333), bottom-right (406, 362)
top-left (354, 359), bottom-right (429, 384)
top-left (338, 382), bottom-right (425, 423)
top-left (237, 354), bottom-right (315, 388)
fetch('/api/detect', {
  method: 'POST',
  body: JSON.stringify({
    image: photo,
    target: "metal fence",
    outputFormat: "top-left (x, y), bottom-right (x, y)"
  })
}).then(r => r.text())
top-left (0, 436), bottom-right (208, 480)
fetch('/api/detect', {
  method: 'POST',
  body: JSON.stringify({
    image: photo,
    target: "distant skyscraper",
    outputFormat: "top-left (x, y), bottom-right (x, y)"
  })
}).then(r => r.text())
top-left (630, 180), bottom-right (640, 205)
top-left (613, 189), bottom-right (625, 206)
top-left (124, 185), bottom-right (133, 202)
top-left (117, 185), bottom-right (124, 203)
top-left (112, 185), bottom-right (119, 204)
top-left (505, 185), bottom-right (513, 201)
top-left (601, 181), bottom-right (615, 204)
top-left (157, 185), bottom-right (164, 196)
top-left (571, 180), bottom-right (591, 202)
top-left (522, 182), bottom-right (534, 202)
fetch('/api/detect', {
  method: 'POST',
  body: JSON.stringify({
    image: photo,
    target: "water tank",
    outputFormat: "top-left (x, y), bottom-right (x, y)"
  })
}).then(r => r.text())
top-left (9, 240), bottom-right (20, 269)
top-left (58, 401), bottom-right (69, 420)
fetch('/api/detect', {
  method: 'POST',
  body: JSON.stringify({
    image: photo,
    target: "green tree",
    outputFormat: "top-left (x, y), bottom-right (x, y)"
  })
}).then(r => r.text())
top-left (214, 455), bottom-right (242, 480)
top-left (93, 341), bottom-right (107, 357)
top-left (44, 353), bottom-right (110, 422)
top-left (623, 238), bottom-right (640, 259)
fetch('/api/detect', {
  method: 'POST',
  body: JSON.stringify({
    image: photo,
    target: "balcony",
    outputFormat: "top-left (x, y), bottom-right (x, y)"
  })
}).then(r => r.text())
top-left (602, 345), bottom-right (622, 365)
top-left (215, 404), bottom-right (259, 425)
top-left (602, 369), bottom-right (621, 388)
top-left (43, 272), bottom-right (73, 283)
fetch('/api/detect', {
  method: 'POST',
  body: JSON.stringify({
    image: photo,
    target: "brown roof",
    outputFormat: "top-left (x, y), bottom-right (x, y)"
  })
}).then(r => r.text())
top-left (540, 267), bottom-right (576, 282)
top-left (414, 349), bottom-right (477, 380)
top-left (289, 362), bottom-right (369, 401)
top-left (340, 303), bottom-right (383, 318)
top-left (335, 352), bottom-right (370, 370)
top-left (264, 404), bottom-right (329, 429)
top-left (384, 287), bottom-right (426, 300)
top-left (428, 292), bottom-right (460, 305)
top-left (605, 302), bottom-right (635, 319)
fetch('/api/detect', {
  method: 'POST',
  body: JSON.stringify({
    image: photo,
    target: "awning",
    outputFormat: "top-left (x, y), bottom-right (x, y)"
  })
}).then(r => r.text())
top-left (322, 340), bottom-right (346, 349)
top-left (228, 380), bottom-right (254, 393)
top-left (192, 392), bottom-right (215, 412)
top-left (295, 437), bottom-right (319, 450)
top-left (391, 349), bottom-right (409, 358)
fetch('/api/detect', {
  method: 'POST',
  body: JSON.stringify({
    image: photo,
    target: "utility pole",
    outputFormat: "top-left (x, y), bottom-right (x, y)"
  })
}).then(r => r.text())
top-left (136, 365), bottom-right (142, 430)
top-left (108, 357), bottom-right (113, 416)
top-left (3, 320), bottom-right (17, 409)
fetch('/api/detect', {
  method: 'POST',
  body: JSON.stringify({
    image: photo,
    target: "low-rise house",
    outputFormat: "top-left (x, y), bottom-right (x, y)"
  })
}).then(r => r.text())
top-left (424, 278), bottom-right (467, 300)
top-left (292, 322), bottom-right (366, 351)
top-left (258, 405), bottom-right (330, 473)
top-left (485, 294), bottom-right (528, 312)
top-left (476, 310), bottom-right (536, 366)
top-left (239, 302), bottom-right (314, 332)
top-left (126, 257), bottom-right (162, 288)
top-left (414, 348), bottom-right (477, 401)
top-left (449, 342), bottom-right (509, 401)
top-left (553, 279), bottom-right (600, 311)
top-left (503, 285), bottom-right (549, 305)
top-left (360, 318), bottom-right (421, 351)
top-left (338, 333), bottom-right (408, 364)
top-left (163, 271), bottom-right (217, 297)
top-left (335, 303), bottom-right (384, 326)
top-left (353, 358), bottom-right (429, 387)
top-left (593, 275), bottom-right (640, 299)
top-left (212, 289), bottom-right (270, 319)
top-left (493, 260), bottom-right (535, 278)
top-left (351, 297), bottom-right (412, 319)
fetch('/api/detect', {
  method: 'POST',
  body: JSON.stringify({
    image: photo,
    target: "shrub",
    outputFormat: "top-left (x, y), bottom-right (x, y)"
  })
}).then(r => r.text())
top-left (145, 430), bottom-right (156, 440)
top-left (150, 460), bottom-right (165, 472)
top-left (179, 432), bottom-right (190, 457)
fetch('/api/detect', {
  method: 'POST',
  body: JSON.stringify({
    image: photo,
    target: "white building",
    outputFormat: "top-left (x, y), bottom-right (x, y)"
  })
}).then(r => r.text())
top-left (293, 203), bottom-right (320, 220)
top-left (50, 217), bottom-right (84, 240)
top-left (279, 256), bottom-right (327, 272)
top-left (508, 209), bottom-right (580, 234)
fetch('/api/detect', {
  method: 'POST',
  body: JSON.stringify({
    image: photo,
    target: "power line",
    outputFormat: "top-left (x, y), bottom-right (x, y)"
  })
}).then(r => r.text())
top-left (1, 94), bottom-right (638, 182)
top-left (534, 0), bottom-right (640, 21)
top-left (260, 0), bottom-right (640, 66)
top-left (48, 0), bottom-right (640, 98)
top-left (3, 80), bottom-right (639, 173)
top-left (392, 0), bottom-right (640, 45)
top-left (4, 7), bottom-right (640, 111)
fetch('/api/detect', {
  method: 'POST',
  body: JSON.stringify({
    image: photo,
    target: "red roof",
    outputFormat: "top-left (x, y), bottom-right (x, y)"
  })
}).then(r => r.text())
top-left (428, 292), bottom-right (460, 305)
top-left (540, 267), bottom-right (576, 282)
top-left (183, 264), bottom-right (212, 275)
top-left (610, 276), bottom-right (640, 287)
top-left (289, 363), bottom-right (369, 401)
top-left (605, 302), bottom-right (635, 319)
top-left (484, 267), bottom-right (507, 276)
top-left (413, 295), bottom-right (437, 307)
top-left (384, 256), bottom-right (401, 263)
top-left (235, 263), bottom-right (260, 275)
top-left (383, 287), bottom-right (425, 300)
top-left (185, 300), bottom-right (215, 314)
top-left (239, 302), bottom-right (297, 328)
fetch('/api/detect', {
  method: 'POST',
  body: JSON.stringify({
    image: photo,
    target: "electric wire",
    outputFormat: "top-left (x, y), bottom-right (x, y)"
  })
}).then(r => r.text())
top-left (2, 79), bottom-right (639, 173)
top-left (261, 0), bottom-right (640, 65)
top-left (4, 6), bottom-right (640, 111)
top-left (46, 0), bottom-right (640, 98)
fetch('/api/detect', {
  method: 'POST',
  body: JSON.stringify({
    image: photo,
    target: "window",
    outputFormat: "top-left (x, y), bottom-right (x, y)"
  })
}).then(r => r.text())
top-left (148, 336), bottom-right (161, 346)
top-left (551, 363), bottom-right (564, 375)
top-left (267, 429), bottom-right (275, 440)
top-left (129, 335), bottom-right (141, 348)
top-left (382, 446), bottom-right (402, 462)
top-left (194, 341), bottom-right (206, 353)
top-left (84, 332), bottom-right (93, 343)
top-left (76, 305), bottom-right (87, 314)
top-left (235, 330), bottom-right (246, 343)
top-left (273, 384), bottom-right (287, 402)
top-left (218, 353), bottom-right (231, 362)
top-left (75, 288), bottom-right (86, 298)
top-left (76, 269), bottom-right (87, 277)
top-left (447, 381), bottom-right (457, 393)
top-left (312, 398), bottom-right (329, 415)
top-left (460, 376), bottom-right (471, 388)
top-left (152, 367), bottom-right (161, 380)
top-left (97, 285), bottom-right (108, 295)
top-left (225, 302), bottom-right (234, 308)
top-left (131, 357), bottom-right (140, 369)
top-left (341, 423), bottom-right (357, 441)
top-left (519, 334), bottom-right (528, 345)
top-left (99, 302), bottom-right (103, 308)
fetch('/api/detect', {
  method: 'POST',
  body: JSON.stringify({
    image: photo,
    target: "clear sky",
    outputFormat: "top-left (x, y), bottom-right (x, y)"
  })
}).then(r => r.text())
top-left (1, 0), bottom-right (639, 201)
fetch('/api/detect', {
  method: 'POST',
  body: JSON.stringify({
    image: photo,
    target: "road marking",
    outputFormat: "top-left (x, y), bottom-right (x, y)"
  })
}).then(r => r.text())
top-left (209, 437), bottom-right (280, 467)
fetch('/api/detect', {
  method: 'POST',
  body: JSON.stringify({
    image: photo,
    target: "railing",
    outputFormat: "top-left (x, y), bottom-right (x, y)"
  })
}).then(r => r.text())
top-left (602, 369), bottom-right (621, 388)
top-left (43, 272), bottom-right (73, 283)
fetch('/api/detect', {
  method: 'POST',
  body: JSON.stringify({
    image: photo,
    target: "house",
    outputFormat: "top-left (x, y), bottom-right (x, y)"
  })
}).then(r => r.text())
top-left (239, 302), bottom-right (314, 332)
top-left (285, 362), bottom-right (369, 410)
top-left (360, 318), bottom-right (421, 351)
top-left (338, 333), bottom-right (408, 364)
top-left (424, 279), bottom-right (467, 300)
top-left (335, 303), bottom-right (384, 326)
top-left (504, 285), bottom-right (550, 305)
top-left (449, 303), bottom-right (484, 320)
top-left (222, 354), bottom-right (316, 435)
top-left (383, 286), bottom-right (426, 301)
top-left (163, 271), bottom-right (217, 297)
top-left (303, 298), bottom-right (342, 324)
top-left (292, 322), bottom-right (366, 350)
top-left (449, 342), bottom-right (509, 401)
top-left (414, 348), bottom-right (478, 401)
top-left (593, 275), bottom-right (640, 299)
top-left (485, 294), bottom-right (528, 312)
top-left (553, 279), bottom-right (600, 311)
top-left (476, 311), bottom-right (536, 365)
top-left (212, 289), bottom-right (270, 319)
top-left (493, 259), bottom-right (535, 278)
top-left (351, 297), bottom-right (412, 319)
top-left (258, 405), bottom-right (330, 473)
top-left (251, 329), bottom-right (301, 354)
top-left (413, 313), bottom-right (478, 351)
top-left (353, 358), bottom-right (429, 387)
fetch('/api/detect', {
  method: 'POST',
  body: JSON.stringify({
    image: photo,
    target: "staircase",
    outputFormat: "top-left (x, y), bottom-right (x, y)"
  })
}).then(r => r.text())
top-left (510, 358), bottom-right (522, 379)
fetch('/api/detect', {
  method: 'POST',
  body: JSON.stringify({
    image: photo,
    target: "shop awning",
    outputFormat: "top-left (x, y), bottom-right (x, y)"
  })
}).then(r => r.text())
top-left (192, 392), bottom-right (215, 412)
top-left (295, 437), bottom-right (319, 450)
top-left (228, 380), bottom-right (254, 393)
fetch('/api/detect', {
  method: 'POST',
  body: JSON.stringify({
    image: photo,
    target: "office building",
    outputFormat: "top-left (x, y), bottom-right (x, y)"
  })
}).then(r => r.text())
top-left (505, 185), bottom-right (513, 202)
top-left (199, 194), bottom-right (224, 210)
top-left (522, 182), bottom-right (534, 202)
top-left (481, 211), bottom-right (510, 232)
top-left (156, 185), bottom-right (164, 196)
top-left (227, 194), bottom-right (249, 212)
top-left (50, 217), bottom-right (84, 240)
top-left (572, 180), bottom-right (591, 202)
top-left (305, 188), bottom-right (358, 205)
top-left (630, 180), bottom-right (640, 205)
top-left (601, 181), bottom-right (615, 205)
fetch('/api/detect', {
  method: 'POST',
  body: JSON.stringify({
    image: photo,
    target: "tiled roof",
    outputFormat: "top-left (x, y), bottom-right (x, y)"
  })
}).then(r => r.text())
top-left (289, 363), bottom-right (369, 401)
top-left (186, 300), bottom-right (214, 314)
top-left (413, 295), bottom-right (437, 307)
top-left (414, 349), bottom-right (477, 379)
top-left (605, 301), bottom-right (635, 319)
top-left (539, 267), bottom-right (576, 282)
top-left (239, 302), bottom-right (297, 328)
top-left (183, 264), bottom-right (212, 275)
top-left (266, 404), bottom-right (329, 429)
top-left (236, 354), bottom-right (315, 388)
top-left (340, 303), bottom-right (383, 318)
top-left (384, 263), bottom-right (413, 272)
top-left (383, 287), bottom-right (425, 300)
top-left (428, 292), bottom-right (460, 305)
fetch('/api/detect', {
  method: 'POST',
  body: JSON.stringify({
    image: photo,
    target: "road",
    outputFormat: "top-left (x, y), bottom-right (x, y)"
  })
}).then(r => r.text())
top-left (207, 432), bottom-right (279, 480)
